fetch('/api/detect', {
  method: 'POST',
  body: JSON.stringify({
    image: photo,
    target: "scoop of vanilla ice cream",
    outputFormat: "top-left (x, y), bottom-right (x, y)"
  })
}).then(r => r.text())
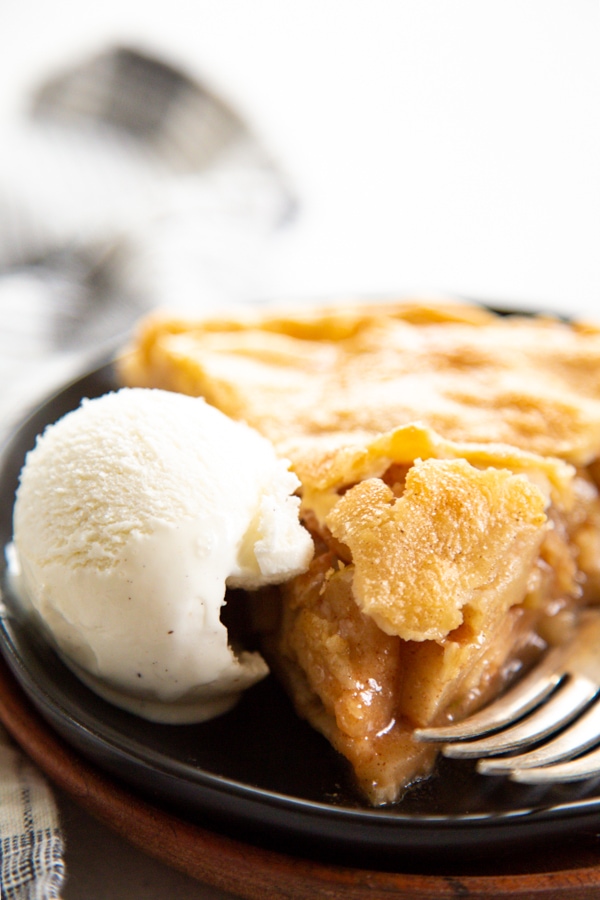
top-left (11, 387), bottom-right (313, 723)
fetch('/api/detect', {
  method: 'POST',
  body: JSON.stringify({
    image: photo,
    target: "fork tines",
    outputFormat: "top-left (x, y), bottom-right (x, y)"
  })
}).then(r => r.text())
top-left (414, 610), bottom-right (600, 784)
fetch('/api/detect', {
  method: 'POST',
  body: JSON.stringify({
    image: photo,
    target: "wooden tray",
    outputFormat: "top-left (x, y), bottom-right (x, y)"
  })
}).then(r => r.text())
top-left (1, 655), bottom-right (600, 899)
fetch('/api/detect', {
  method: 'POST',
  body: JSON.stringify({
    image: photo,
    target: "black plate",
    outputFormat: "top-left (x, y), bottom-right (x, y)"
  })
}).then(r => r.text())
top-left (2, 361), bottom-right (600, 871)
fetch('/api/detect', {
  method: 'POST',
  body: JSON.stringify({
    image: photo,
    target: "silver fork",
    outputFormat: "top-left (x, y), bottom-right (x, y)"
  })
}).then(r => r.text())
top-left (414, 609), bottom-right (600, 785)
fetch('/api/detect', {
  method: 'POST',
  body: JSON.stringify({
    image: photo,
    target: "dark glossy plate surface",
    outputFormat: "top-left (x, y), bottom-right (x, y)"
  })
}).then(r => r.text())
top-left (2, 362), bottom-right (600, 870)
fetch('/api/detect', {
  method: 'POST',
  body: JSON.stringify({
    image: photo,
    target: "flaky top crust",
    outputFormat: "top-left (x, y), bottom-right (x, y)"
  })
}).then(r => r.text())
top-left (119, 300), bottom-right (600, 469)
top-left (326, 458), bottom-right (547, 642)
top-left (118, 299), bottom-right (596, 649)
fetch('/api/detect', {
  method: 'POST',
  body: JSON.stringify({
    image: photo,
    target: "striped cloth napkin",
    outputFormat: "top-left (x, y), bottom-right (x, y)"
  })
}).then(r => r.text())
top-left (0, 725), bottom-right (64, 899)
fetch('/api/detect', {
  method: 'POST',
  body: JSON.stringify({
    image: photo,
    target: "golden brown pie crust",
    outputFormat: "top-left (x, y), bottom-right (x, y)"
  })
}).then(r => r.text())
top-left (119, 300), bottom-right (600, 804)
top-left (119, 300), bottom-right (600, 465)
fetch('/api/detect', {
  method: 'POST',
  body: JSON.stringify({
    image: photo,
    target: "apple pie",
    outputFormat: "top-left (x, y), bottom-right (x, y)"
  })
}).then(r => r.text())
top-left (118, 300), bottom-right (600, 804)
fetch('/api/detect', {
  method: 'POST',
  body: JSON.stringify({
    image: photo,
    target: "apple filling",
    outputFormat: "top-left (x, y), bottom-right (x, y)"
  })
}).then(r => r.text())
top-left (259, 444), bottom-right (600, 804)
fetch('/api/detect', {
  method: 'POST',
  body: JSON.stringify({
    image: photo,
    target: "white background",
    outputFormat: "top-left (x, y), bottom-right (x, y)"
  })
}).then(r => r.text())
top-left (0, 0), bottom-right (598, 316)
top-left (0, 2), bottom-right (598, 898)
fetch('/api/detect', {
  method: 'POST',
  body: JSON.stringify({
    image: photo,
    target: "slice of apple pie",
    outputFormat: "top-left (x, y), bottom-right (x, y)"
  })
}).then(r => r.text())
top-left (119, 300), bottom-right (600, 804)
